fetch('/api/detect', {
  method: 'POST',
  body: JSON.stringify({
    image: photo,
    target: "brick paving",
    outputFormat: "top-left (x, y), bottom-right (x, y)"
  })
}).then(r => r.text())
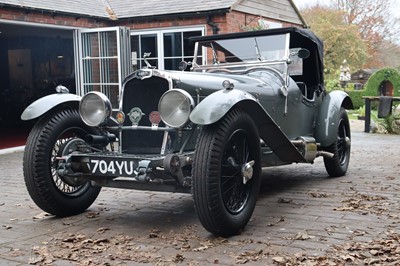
top-left (0, 120), bottom-right (399, 265)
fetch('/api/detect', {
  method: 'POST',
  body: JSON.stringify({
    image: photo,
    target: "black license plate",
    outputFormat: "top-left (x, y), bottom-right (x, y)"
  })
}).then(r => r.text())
top-left (87, 158), bottom-right (138, 177)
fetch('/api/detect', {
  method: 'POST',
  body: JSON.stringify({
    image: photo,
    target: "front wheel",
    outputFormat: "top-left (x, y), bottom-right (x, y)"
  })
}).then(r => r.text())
top-left (323, 107), bottom-right (351, 177)
top-left (192, 108), bottom-right (261, 237)
top-left (23, 108), bottom-right (101, 217)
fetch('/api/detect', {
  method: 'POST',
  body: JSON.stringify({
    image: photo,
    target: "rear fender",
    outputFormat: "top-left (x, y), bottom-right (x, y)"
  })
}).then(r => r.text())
top-left (315, 91), bottom-right (353, 147)
top-left (21, 93), bottom-right (81, 121)
top-left (190, 89), bottom-right (306, 163)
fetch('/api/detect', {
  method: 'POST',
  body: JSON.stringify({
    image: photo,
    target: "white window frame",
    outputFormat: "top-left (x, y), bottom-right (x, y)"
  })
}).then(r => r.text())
top-left (130, 26), bottom-right (205, 70)
top-left (74, 27), bottom-right (131, 106)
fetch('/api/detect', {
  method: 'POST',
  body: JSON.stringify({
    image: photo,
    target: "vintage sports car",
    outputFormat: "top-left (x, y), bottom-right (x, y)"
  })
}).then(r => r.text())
top-left (21, 27), bottom-right (353, 237)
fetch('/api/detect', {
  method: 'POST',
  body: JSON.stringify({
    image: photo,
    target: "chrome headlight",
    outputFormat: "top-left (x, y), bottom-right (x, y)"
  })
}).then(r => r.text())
top-left (79, 91), bottom-right (112, 127)
top-left (158, 89), bottom-right (194, 128)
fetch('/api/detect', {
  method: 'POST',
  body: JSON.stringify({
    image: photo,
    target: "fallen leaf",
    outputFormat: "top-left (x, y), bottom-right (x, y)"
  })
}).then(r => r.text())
top-left (235, 250), bottom-right (263, 264)
top-left (28, 256), bottom-right (44, 265)
top-left (334, 206), bottom-right (355, 211)
top-left (308, 191), bottom-right (329, 198)
top-left (364, 258), bottom-right (381, 265)
top-left (294, 231), bottom-right (315, 240)
top-left (272, 256), bottom-right (286, 263)
top-left (278, 198), bottom-right (293, 203)
top-left (93, 238), bottom-right (109, 244)
top-left (267, 216), bottom-right (285, 226)
top-left (86, 212), bottom-right (99, 218)
top-left (96, 227), bottom-right (110, 234)
top-left (33, 213), bottom-right (51, 220)
top-left (173, 253), bottom-right (185, 263)
top-left (369, 249), bottom-right (380, 256)
top-left (340, 254), bottom-right (355, 262)
top-left (193, 240), bottom-right (214, 251)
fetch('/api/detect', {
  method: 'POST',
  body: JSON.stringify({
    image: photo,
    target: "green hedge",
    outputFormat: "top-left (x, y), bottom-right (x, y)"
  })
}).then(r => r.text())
top-left (364, 67), bottom-right (400, 97)
top-left (346, 90), bottom-right (364, 109)
top-left (342, 67), bottom-right (400, 109)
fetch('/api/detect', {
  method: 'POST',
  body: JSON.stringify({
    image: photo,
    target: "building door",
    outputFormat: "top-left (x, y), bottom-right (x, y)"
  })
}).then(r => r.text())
top-left (8, 49), bottom-right (33, 92)
top-left (74, 27), bottom-right (131, 109)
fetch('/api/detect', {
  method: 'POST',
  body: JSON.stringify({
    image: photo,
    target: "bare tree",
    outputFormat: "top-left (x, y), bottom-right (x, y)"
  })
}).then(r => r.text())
top-left (331, 0), bottom-right (398, 67)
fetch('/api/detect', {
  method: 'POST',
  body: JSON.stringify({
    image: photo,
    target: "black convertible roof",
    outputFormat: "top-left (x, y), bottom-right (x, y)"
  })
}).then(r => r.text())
top-left (191, 27), bottom-right (325, 86)
top-left (191, 27), bottom-right (322, 63)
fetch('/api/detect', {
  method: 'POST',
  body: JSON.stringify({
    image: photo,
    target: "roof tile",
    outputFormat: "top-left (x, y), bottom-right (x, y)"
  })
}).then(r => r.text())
top-left (0, 0), bottom-right (238, 19)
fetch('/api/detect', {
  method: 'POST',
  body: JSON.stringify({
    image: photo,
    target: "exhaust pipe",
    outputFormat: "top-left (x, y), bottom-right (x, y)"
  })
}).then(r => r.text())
top-left (85, 134), bottom-right (117, 146)
top-left (316, 151), bottom-right (335, 159)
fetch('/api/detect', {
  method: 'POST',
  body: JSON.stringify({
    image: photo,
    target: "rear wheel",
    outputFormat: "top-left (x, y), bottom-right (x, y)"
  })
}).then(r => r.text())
top-left (192, 108), bottom-right (261, 237)
top-left (23, 108), bottom-right (101, 216)
top-left (323, 107), bottom-right (351, 177)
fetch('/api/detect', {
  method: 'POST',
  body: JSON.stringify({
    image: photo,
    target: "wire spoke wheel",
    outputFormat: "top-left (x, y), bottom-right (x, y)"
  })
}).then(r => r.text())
top-left (323, 107), bottom-right (351, 177)
top-left (336, 118), bottom-right (350, 166)
top-left (221, 129), bottom-right (251, 214)
top-left (52, 135), bottom-right (89, 195)
top-left (23, 108), bottom-right (101, 216)
top-left (192, 108), bottom-right (261, 237)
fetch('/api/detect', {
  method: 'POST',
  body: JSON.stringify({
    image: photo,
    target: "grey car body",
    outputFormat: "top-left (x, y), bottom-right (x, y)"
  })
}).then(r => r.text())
top-left (22, 27), bottom-right (353, 237)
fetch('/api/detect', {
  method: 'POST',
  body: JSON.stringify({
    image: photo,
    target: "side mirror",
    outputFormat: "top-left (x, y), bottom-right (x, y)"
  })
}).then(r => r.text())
top-left (298, 48), bottom-right (310, 59)
top-left (179, 61), bottom-right (188, 71)
top-left (179, 61), bottom-right (192, 71)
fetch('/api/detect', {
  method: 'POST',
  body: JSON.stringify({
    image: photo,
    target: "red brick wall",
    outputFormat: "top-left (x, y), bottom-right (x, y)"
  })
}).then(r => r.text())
top-left (114, 14), bottom-right (227, 36)
top-left (0, 6), bottom-right (299, 34)
top-left (0, 6), bottom-right (228, 35)
top-left (226, 10), bottom-right (300, 32)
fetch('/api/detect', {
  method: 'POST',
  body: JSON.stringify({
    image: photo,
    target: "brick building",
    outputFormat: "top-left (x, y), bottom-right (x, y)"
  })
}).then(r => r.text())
top-left (0, 0), bottom-right (305, 125)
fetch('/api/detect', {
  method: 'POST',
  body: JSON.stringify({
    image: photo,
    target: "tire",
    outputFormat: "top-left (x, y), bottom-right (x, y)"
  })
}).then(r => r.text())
top-left (23, 108), bottom-right (101, 217)
top-left (192, 108), bottom-right (261, 237)
top-left (323, 107), bottom-right (351, 177)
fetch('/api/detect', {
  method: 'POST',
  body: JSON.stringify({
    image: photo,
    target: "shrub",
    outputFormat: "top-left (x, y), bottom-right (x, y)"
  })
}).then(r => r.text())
top-left (325, 78), bottom-right (341, 92)
top-left (346, 90), bottom-right (364, 109)
top-left (364, 67), bottom-right (400, 97)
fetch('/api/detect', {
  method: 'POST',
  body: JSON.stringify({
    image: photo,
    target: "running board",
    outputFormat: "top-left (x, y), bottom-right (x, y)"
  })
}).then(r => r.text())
top-left (258, 122), bottom-right (307, 163)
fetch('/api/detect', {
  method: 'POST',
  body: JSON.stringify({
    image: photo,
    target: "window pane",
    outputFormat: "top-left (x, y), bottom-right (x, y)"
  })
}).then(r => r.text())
top-left (82, 32), bottom-right (99, 58)
top-left (101, 85), bottom-right (119, 107)
top-left (138, 59), bottom-right (158, 69)
top-left (131, 34), bottom-right (159, 70)
top-left (82, 59), bottom-right (100, 83)
top-left (141, 34), bottom-right (158, 58)
top-left (130, 35), bottom-right (139, 53)
top-left (164, 32), bottom-right (182, 57)
top-left (131, 35), bottom-right (140, 70)
top-left (164, 58), bottom-right (182, 70)
top-left (100, 58), bottom-right (119, 83)
top-left (83, 84), bottom-right (100, 94)
top-left (183, 31), bottom-right (202, 56)
top-left (99, 31), bottom-right (118, 57)
top-left (130, 29), bottom-right (203, 71)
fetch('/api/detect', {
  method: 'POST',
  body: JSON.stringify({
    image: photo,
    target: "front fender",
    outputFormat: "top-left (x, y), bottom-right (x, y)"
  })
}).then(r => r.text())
top-left (315, 91), bottom-right (353, 147)
top-left (190, 88), bottom-right (307, 163)
top-left (190, 89), bottom-right (257, 125)
top-left (21, 93), bottom-right (81, 121)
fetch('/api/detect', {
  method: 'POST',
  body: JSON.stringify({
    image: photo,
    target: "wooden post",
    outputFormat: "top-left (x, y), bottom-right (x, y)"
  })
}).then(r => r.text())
top-left (362, 96), bottom-right (400, 133)
top-left (364, 98), bottom-right (371, 133)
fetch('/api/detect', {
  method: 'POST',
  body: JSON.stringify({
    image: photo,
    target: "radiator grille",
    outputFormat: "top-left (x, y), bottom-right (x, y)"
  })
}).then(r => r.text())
top-left (121, 77), bottom-right (169, 154)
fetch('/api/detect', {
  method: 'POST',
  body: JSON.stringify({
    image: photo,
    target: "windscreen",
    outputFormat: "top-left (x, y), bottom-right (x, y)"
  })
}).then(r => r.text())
top-left (193, 33), bottom-right (307, 76)
top-left (198, 34), bottom-right (288, 65)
